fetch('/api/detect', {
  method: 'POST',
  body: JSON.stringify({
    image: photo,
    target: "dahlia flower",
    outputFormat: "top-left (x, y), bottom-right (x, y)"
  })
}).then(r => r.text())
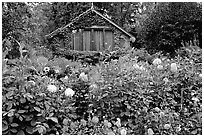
top-left (170, 63), bottom-right (178, 72)
top-left (47, 84), bottom-right (57, 93)
top-left (64, 88), bottom-right (75, 97)
top-left (79, 72), bottom-right (88, 82)
top-left (153, 58), bottom-right (162, 65)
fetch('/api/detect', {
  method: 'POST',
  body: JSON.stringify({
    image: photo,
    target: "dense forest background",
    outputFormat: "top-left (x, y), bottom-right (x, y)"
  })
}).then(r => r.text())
top-left (2, 2), bottom-right (202, 54)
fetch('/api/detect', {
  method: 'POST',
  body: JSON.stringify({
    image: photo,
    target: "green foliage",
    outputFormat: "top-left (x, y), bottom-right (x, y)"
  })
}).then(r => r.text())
top-left (2, 2), bottom-right (31, 40)
top-left (142, 2), bottom-right (202, 54)
top-left (2, 43), bottom-right (202, 135)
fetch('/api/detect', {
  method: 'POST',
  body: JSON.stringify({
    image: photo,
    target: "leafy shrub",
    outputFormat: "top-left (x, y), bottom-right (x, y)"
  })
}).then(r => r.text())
top-left (2, 44), bottom-right (202, 135)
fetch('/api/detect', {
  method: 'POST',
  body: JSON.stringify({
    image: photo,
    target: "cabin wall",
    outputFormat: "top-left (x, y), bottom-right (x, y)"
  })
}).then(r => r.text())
top-left (71, 29), bottom-right (114, 51)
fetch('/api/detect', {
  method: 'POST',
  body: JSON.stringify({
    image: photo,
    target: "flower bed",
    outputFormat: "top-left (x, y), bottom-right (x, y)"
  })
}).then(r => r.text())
top-left (2, 46), bottom-right (202, 135)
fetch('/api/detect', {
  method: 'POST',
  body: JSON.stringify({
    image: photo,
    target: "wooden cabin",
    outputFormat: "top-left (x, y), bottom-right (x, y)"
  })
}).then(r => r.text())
top-left (46, 6), bottom-right (135, 52)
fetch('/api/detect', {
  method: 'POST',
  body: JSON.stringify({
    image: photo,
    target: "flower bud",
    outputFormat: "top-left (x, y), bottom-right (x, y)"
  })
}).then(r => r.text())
top-left (64, 88), bottom-right (75, 97)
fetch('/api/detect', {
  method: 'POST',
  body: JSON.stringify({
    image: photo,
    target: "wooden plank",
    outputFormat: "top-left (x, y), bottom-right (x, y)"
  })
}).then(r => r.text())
top-left (79, 29), bottom-right (83, 51)
top-left (84, 31), bottom-right (90, 51)
top-left (103, 28), bottom-right (106, 50)
top-left (83, 30), bottom-right (86, 51)
top-left (71, 33), bottom-right (74, 50)
top-left (106, 31), bottom-right (113, 50)
top-left (95, 31), bottom-right (100, 51)
top-left (74, 32), bottom-right (76, 50)
top-left (75, 32), bottom-right (79, 50)
top-left (112, 31), bottom-right (114, 50)
top-left (90, 29), bottom-right (95, 51)
top-left (87, 31), bottom-right (91, 51)
top-left (99, 31), bottom-right (103, 51)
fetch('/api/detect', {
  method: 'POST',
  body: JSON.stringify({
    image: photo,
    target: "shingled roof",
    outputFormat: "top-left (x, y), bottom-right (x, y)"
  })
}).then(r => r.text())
top-left (45, 6), bottom-right (135, 42)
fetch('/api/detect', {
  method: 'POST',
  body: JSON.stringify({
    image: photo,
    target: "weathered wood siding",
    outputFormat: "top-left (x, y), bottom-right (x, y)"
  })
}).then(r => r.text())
top-left (71, 28), bottom-right (113, 51)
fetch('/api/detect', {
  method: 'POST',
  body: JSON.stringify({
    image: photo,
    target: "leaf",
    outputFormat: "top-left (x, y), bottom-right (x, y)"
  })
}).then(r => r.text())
top-left (10, 123), bottom-right (19, 127)
top-left (2, 130), bottom-right (9, 135)
top-left (30, 120), bottom-right (36, 126)
top-left (25, 115), bottom-right (33, 121)
top-left (3, 111), bottom-right (8, 116)
top-left (24, 93), bottom-right (33, 99)
top-left (2, 124), bottom-right (8, 131)
top-left (63, 118), bottom-right (69, 125)
top-left (6, 91), bottom-right (14, 98)
top-left (49, 113), bottom-right (54, 117)
top-left (191, 129), bottom-right (198, 135)
top-left (26, 126), bottom-right (34, 134)
top-left (42, 123), bottom-right (49, 128)
top-left (7, 111), bottom-right (14, 117)
top-left (19, 116), bottom-right (23, 121)
top-left (34, 107), bottom-right (41, 112)
top-left (17, 130), bottom-right (25, 135)
top-left (9, 117), bottom-right (14, 123)
top-left (20, 98), bottom-right (26, 104)
top-left (50, 117), bottom-right (58, 123)
top-left (18, 110), bottom-right (26, 113)
top-left (2, 120), bottom-right (8, 125)
top-left (37, 127), bottom-right (44, 134)
top-left (7, 102), bottom-right (13, 111)
top-left (10, 128), bottom-right (18, 133)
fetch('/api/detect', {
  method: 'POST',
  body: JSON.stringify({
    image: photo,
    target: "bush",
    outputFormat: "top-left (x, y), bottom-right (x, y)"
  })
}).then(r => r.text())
top-left (2, 45), bottom-right (202, 135)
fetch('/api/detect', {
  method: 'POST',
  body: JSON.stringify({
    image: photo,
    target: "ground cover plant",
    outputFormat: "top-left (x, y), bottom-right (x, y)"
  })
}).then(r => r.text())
top-left (2, 43), bottom-right (202, 135)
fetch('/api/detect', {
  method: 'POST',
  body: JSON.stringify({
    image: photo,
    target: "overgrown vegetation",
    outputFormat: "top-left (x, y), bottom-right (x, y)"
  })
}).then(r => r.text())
top-left (2, 43), bottom-right (202, 135)
top-left (2, 2), bottom-right (202, 135)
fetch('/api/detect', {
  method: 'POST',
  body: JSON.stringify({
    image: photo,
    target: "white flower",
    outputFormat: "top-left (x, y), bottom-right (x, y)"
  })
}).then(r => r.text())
top-left (199, 73), bottom-right (202, 78)
top-left (149, 82), bottom-right (154, 85)
top-left (64, 75), bottom-right (68, 80)
top-left (47, 84), bottom-right (57, 93)
top-left (44, 67), bottom-right (50, 73)
top-left (130, 37), bottom-right (136, 42)
top-left (192, 97), bottom-right (199, 102)
top-left (148, 128), bottom-right (154, 135)
top-left (92, 116), bottom-right (99, 124)
top-left (120, 128), bottom-right (127, 135)
top-left (64, 88), bottom-right (75, 97)
top-left (79, 72), bottom-right (88, 82)
top-left (170, 63), bottom-right (178, 72)
top-left (157, 65), bottom-right (163, 70)
top-left (89, 84), bottom-right (98, 92)
top-left (115, 118), bottom-right (121, 127)
top-left (163, 77), bottom-right (169, 84)
top-left (164, 124), bottom-right (171, 130)
top-left (153, 58), bottom-right (162, 65)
